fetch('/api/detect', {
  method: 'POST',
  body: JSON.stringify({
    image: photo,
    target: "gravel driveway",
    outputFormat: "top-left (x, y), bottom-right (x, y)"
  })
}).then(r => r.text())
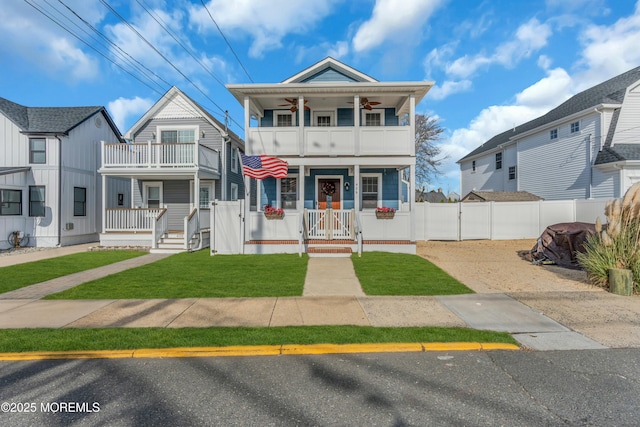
top-left (417, 240), bottom-right (640, 348)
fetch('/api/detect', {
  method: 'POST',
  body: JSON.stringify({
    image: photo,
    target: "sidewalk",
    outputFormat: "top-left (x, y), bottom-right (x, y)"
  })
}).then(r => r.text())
top-left (0, 246), bottom-right (608, 351)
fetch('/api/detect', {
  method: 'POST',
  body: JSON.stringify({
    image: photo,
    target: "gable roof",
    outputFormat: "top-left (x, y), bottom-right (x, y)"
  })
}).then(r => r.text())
top-left (0, 96), bottom-right (116, 136)
top-left (461, 191), bottom-right (544, 202)
top-left (458, 65), bottom-right (640, 163)
top-left (281, 57), bottom-right (378, 83)
top-left (125, 86), bottom-right (243, 145)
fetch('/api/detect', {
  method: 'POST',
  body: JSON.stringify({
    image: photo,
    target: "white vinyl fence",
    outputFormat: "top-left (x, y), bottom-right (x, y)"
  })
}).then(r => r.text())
top-left (415, 198), bottom-right (609, 241)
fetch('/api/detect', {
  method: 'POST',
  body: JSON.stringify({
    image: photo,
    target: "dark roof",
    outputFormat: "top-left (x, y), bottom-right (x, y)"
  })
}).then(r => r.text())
top-left (595, 144), bottom-right (640, 165)
top-left (461, 191), bottom-right (544, 202)
top-left (459, 65), bottom-right (640, 162)
top-left (0, 97), bottom-right (105, 134)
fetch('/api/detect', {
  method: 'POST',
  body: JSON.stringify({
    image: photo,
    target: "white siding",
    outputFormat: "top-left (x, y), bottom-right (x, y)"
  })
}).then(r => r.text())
top-left (503, 145), bottom-right (517, 191)
top-left (591, 168), bottom-right (618, 199)
top-left (612, 80), bottom-right (640, 146)
top-left (459, 149), bottom-right (507, 195)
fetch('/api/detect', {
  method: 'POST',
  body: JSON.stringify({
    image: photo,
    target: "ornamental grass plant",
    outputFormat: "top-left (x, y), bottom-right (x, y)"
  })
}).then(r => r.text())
top-left (577, 183), bottom-right (640, 291)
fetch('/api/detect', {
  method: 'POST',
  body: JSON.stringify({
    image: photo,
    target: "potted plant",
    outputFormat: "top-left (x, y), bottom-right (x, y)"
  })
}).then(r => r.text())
top-left (375, 206), bottom-right (396, 219)
top-left (264, 204), bottom-right (284, 220)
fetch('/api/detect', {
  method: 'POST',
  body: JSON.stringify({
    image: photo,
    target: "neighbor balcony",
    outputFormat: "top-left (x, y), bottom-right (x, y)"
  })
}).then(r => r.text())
top-left (100, 141), bottom-right (219, 175)
top-left (246, 126), bottom-right (413, 157)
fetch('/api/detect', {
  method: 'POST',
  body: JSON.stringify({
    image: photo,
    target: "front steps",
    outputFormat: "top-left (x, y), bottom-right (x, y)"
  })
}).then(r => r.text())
top-left (150, 232), bottom-right (199, 254)
top-left (306, 239), bottom-right (355, 257)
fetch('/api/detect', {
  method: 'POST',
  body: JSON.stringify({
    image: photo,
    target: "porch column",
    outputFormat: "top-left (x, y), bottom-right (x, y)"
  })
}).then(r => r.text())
top-left (298, 95), bottom-right (305, 156)
top-left (409, 94), bottom-right (416, 156)
top-left (299, 166), bottom-right (305, 211)
top-left (243, 95), bottom-right (251, 249)
top-left (354, 164), bottom-right (360, 212)
top-left (101, 174), bottom-right (106, 233)
top-left (194, 173), bottom-right (200, 218)
top-left (354, 95), bottom-right (360, 156)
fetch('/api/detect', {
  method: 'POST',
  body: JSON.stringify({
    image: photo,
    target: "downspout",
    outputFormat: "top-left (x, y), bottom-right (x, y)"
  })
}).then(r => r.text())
top-left (56, 135), bottom-right (63, 247)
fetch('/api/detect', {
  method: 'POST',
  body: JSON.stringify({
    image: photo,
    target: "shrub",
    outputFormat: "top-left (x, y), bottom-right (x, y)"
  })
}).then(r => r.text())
top-left (577, 183), bottom-right (640, 291)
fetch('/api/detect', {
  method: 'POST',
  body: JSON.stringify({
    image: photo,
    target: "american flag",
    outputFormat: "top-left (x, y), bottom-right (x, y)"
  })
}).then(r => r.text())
top-left (240, 154), bottom-right (288, 179)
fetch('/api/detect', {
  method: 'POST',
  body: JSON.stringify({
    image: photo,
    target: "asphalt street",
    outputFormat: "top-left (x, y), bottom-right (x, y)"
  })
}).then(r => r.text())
top-left (1, 349), bottom-right (639, 426)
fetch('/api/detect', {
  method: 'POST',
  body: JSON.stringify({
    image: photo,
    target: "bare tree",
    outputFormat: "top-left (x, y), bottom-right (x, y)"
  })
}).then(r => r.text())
top-left (414, 114), bottom-right (445, 188)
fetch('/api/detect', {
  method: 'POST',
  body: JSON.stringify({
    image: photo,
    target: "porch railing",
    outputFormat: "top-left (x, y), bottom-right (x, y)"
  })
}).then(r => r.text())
top-left (105, 208), bottom-right (166, 231)
top-left (152, 209), bottom-right (168, 249)
top-left (184, 208), bottom-right (199, 249)
top-left (102, 141), bottom-right (219, 172)
top-left (304, 209), bottom-right (355, 240)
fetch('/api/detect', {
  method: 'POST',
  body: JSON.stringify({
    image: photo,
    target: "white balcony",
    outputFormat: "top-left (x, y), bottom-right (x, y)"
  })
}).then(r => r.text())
top-left (101, 142), bottom-right (219, 175)
top-left (246, 126), bottom-right (412, 157)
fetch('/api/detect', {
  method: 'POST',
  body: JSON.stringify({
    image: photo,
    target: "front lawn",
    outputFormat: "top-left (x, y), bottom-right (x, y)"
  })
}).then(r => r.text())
top-left (0, 251), bottom-right (146, 294)
top-left (352, 252), bottom-right (473, 295)
top-left (0, 326), bottom-right (516, 352)
top-left (46, 251), bottom-right (308, 299)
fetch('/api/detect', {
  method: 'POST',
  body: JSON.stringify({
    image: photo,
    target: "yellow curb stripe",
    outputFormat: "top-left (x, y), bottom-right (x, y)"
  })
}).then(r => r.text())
top-left (0, 342), bottom-right (519, 361)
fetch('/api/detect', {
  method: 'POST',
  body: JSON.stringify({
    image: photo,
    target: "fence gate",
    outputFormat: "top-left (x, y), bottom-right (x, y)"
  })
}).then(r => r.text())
top-left (211, 200), bottom-right (244, 255)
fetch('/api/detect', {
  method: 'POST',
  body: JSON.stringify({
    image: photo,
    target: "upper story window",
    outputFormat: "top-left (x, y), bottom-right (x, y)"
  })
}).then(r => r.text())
top-left (161, 129), bottom-right (195, 143)
top-left (550, 129), bottom-right (558, 140)
top-left (275, 111), bottom-right (294, 127)
top-left (508, 166), bottom-right (517, 180)
top-left (29, 138), bottom-right (46, 164)
top-left (0, 189), bottom-right (22, 215)
top-left (495, 152), bottom-right (502, 170)
top-left (362, 109), bottom-right (384, 126)
top-left (313, 111), bottom-right (334, 127)
top-left (472, 161), bottom-right (476, 173)
top-left (231, 146), bottom-right (239, 173)
top-left (570, 121), bottom-right (580, 133)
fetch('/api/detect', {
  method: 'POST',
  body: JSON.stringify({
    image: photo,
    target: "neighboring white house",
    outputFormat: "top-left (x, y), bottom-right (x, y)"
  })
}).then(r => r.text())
top-left (458, 66), bottom-right (640, 200)
top-left (98, 86), bottom-right (245, 253)
top-left (226, 57), bottom-right (433, 255)
top-left (0, 96), bottom-right (126, 249)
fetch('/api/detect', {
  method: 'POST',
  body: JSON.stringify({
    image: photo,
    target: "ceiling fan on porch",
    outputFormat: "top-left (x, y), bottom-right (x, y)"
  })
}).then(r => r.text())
top-left (278, 98), bottom-right (310, 112)
top-left (348, 97), bottom-right (382, 110)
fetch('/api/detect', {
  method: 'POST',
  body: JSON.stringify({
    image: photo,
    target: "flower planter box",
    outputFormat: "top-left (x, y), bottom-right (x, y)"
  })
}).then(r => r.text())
top-left (264, 213), bottom-right (284, 220)
top-left (376, 212), bottom-right (395, 219)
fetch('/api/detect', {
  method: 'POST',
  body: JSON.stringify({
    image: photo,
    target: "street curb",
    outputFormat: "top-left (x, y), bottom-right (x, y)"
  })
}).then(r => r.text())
top-left (0, 342), bottom-right (519, 361)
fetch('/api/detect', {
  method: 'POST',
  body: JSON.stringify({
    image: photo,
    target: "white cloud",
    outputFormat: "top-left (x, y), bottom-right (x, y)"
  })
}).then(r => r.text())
top-left (107, 96), bottom-right (154, 134)
top-left (428, 80), bottom-right (472, 100)
top-left (352, 0), bottom-right (447, 52)
top-left (189, 0), bottom-right (339, 58)
top-left (515, 67), bottom-right (572, 108)
top-left (0, 0), bottom-right (101, 82)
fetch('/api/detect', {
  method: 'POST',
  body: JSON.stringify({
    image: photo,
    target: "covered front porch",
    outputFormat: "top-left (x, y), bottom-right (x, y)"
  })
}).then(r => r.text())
top-left (243, 159), bottom-right (416, 255)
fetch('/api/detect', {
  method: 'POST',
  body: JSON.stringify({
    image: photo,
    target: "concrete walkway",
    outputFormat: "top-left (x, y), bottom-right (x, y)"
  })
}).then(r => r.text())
top-left (0, 245), bottom-right (609, 351)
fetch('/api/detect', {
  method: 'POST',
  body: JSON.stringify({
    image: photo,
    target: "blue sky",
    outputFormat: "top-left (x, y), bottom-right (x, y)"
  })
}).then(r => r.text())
top-left (2, 0), bottom-right (640, 195)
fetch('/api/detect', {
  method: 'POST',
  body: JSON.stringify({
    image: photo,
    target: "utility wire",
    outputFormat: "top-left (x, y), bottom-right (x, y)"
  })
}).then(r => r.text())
top-left (199, 0), bottom-right (253, 83)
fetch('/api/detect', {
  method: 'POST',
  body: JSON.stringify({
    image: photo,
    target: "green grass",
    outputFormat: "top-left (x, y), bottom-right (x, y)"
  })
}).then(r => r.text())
top-left (0, 326), bottom-right (517, 352)
top-left (352, 252), bottom-right (473, 295)
top-left (0, 251), bottom-right (147, 294)
top-left (46, 251), bottom-right (308, 299)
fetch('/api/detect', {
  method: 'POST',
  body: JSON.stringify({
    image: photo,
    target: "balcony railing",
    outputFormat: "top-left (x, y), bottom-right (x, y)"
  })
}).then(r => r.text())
top-left (247, 126), bottom-right (412, 156)
top-left (102, 141), bottom-right (219, 172)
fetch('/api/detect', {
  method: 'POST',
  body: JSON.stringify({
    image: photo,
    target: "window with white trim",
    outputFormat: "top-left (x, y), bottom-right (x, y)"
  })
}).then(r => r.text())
top-left (361, 174), bottom-right (381, 209)
top-left (508, 166), bottom-right (517, 180)
top-left (362, 109), bottom-right (384, 126)
top-left (143, 182), bottom-right (162, 208)
top-left (230, 183), bottom-right (239, 201)
top-left (280, 176), bottom-right (297, 209)
top-left (570, 121), bottom-right (580, 133)
top-left (231, 146), bottom-right (238, 173)
top-left (199, 183), bottom-right (214, 209)
top-left (313, 111), bottom-right (334, 127)
top-left (550, 129), bottom-right (558, 140)
top-left (0, 189), bottom-right (22, 215)
top-left (275, 111), bottom-right (294, 127)
top-left (160, 129), bottom-right (195, 143)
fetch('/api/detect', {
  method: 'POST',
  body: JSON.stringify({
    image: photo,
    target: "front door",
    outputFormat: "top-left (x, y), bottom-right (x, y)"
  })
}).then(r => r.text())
top-left (318, 179), bottom-right (341, 209)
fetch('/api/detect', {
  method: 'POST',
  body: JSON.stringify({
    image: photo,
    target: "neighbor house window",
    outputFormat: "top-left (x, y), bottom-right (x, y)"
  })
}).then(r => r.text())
top-left (230, 183), bottom-right (239, 201)
top-left (231, 147), bottom-right (238, 173)
top-left (275, 112), bottom-right (294, 127)
top-left (160, 129), bottom-right (195, 143)
top-left (313, 111), bottom-right (334, 127)
top-left (0, 189), bottom-right (22, 215)
top-left (29, 138), bottom-right (46, 164)
top-left (74, 187), bottom-right (86, 216)
top-left (550, 129), bottom-right (558, 140)
top-left (495, 152), bottom-right (502, 170)
top-left (29, 186), bottom-right (45, 217)
top-left (472, 161), bottom-right (476, 172)
top-left (361, 175), bottom-right (381, 209)
top-left (508, 166), bottom-right (517, 180)
top-left (199, 184), bottom-right (214, 209)
top-left (570, 121), bottom-right (580, 133)
top-left (281, 177), bottom-right (297, 209)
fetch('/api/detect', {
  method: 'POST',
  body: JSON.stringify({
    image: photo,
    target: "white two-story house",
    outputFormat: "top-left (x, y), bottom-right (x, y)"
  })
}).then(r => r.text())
top-left (98, 87), bottom-right (245, 252)
top-left (459, 65), bottom-right (640, 200)
top-left (0, 96), bottom-right (126, 249)
top-left (226, 57), bottom-right (433, 255)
